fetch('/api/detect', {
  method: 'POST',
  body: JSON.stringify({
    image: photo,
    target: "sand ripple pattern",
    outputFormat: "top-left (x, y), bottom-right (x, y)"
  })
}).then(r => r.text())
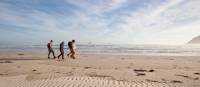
top-left (0, 75), bottom-right (185, 87)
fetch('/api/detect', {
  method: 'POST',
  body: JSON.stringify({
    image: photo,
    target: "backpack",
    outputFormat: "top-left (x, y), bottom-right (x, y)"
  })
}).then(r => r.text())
top-left (47, 43), bottom-right (51, 48)
top-left (68, 41), bottom-right (72, 48)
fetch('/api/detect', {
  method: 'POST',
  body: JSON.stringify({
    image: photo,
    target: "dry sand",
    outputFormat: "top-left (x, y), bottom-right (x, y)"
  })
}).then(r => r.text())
top-left (0, 52), bottom-right (200, 87)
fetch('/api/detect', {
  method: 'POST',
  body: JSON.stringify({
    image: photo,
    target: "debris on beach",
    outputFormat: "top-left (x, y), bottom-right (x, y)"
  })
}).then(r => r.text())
top-left (171, 80), bottom-right (183, 83)
top-left (146, 79), bottom-right (161, 83)
top-left (32, 69), bottom-right (37, 71)
top-left (0, 61), bottom-right (13, 63)
top-left (175, 74), bottom-right (199, 80)
top-left (194, 73), bottom-right (200, 75)
top-left (148, 69), bottom-right (155, 72)
top-left (134, 69), bottom-right (147, 72)
top-left (134, 69), bottom-right (155, 72)
top-left (18, 53), bottom-right (24, 55)
top-left (136, 73), bottom-right (146, 76)
top-left (84, 67), bottom-right (92, 69)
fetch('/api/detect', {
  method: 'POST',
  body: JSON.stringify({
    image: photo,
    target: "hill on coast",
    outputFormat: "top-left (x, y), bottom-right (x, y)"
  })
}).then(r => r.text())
top-left (188, 35), bottom-right (200, 44)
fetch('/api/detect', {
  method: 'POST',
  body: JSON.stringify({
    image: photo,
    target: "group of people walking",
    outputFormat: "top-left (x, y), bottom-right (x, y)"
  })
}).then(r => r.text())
top-left (47, 40), bottom-right (76, 59)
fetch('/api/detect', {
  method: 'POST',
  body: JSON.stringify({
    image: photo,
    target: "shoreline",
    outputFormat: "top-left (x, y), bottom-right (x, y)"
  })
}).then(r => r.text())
top-left (1, 51), bottom-right (200, 57)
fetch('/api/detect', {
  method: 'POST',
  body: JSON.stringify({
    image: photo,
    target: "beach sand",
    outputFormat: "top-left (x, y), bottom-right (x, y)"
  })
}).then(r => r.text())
top-left (0, 52), bottom-right (200, 87)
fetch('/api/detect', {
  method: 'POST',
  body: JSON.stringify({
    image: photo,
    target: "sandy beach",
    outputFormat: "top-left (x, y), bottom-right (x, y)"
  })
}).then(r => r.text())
top-left (0, 52), bottom-right (200, 87)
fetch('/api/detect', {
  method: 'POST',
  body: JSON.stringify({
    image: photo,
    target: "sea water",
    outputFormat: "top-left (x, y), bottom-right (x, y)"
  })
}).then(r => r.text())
top-left (0, 44), bottom-right (200, 56)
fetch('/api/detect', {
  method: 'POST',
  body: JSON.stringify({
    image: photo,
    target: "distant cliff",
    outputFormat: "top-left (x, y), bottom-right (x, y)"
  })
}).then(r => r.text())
top-left (188, 35), bottom-right (200, 44)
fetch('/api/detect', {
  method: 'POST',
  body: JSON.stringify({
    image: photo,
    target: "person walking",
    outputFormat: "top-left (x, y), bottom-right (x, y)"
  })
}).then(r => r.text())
top-left (58, 41), bottom-right (65, 59)
top-left (67, 40), bottom-right (76, 59)
top-left (47, 40), bottom-right (56, 59)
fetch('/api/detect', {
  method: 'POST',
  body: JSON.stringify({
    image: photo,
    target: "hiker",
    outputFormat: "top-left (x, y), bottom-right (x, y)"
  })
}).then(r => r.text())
top-left (67, 40), bottom-right (76, 59)
top-left (58, 41), bottom-right (65, 59)
top-left (47, 40), bottom-right (56, 59)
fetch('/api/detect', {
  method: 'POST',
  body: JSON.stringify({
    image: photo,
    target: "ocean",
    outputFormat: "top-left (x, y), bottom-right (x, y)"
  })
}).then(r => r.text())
top-left (0, 44), bottom-right (200, 56)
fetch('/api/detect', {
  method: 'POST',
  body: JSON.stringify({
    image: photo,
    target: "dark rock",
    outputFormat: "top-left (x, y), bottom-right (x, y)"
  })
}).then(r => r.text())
top-left (149, 69), bottom-right (155, 72)
top-left (136, 73), bottom-right (146, 76)
top-left (32, 69), bottom-right (37, 71)
top-left (171, 80), bottom-right (183, 83)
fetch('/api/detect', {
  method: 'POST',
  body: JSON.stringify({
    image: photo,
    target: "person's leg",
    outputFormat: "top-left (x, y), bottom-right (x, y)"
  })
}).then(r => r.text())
top-left (58, 53), bottom-right (61, 59)
top-left (67, 52), bottom-right (71, 57)
top-left (71, 50), bottom-right (76, 59)
top-left (61, 51), bottom-right (64, 59)
top-left (58, 49), bottom-right (62, 59)
top-left (67, 49), bottom-right (72, 57)
top-left (48, 49), bottom-right (51, 59)
top-left (51, 49), bottom-right (56, 58)
top-left (73, 51), bottom-right (76, 59)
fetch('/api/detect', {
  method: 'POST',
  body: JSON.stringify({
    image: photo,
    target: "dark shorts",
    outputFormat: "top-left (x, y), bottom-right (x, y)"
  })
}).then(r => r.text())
top-left (69, 46), bottom-right (73, 50)
top-left (70, 49), bottom-right (75, 53)
top-left (48, 48), bottom-right (53, 52)
top-left (60, 49), bottom-right (64, 53)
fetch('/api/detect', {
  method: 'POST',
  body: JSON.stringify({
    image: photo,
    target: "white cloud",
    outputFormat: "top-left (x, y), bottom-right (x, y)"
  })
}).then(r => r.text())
top-left (106, 0), bottom-right (200, 45)
top-left (0, 2), bottom-right (72, 44)
top-left (65, 0), bottom-right (128, 14)
top-left (0, 0), bottom-right (200, 45)
top-left (0, 1), bottom-right (112, 44)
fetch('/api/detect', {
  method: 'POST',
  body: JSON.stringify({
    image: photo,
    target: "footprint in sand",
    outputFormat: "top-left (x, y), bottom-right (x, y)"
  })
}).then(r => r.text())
top-left (0, 75), bottom-right (185, 87)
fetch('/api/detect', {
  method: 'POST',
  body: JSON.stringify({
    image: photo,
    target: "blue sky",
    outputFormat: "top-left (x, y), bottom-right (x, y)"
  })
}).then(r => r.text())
top-left (0, 0), bottom-right (200, 45)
